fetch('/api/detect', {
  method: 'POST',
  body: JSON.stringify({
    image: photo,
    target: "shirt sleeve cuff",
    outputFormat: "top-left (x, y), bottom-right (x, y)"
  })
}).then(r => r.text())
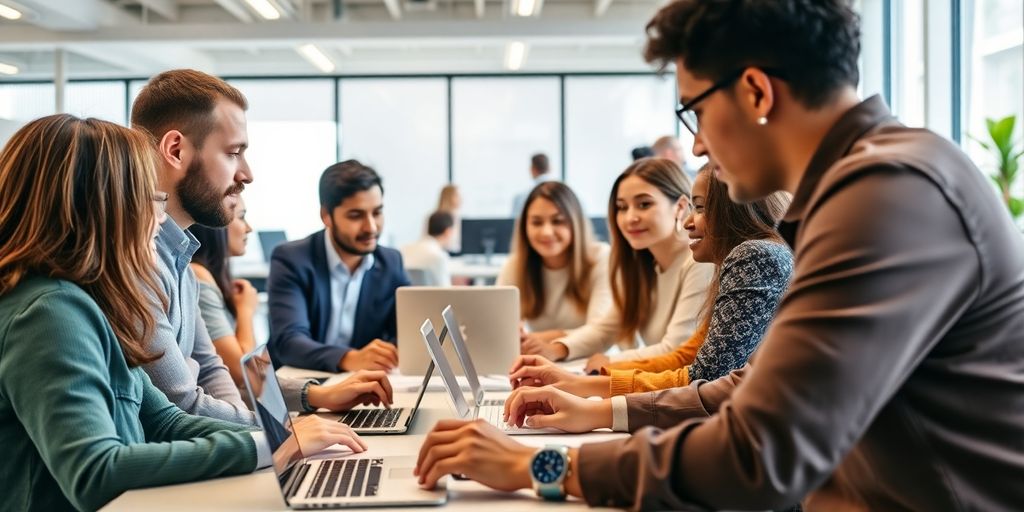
top-left (250, 431), bottom-right (273, 469)
top-left (610, 395), bottom-right (629, 432)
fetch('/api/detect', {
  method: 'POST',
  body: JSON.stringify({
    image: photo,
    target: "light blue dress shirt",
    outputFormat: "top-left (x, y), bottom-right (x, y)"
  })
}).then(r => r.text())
top-left (323, 230), bottom-right (375, 348)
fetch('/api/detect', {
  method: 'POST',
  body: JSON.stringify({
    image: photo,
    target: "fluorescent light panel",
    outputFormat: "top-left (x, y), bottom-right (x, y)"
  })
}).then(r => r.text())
top-left (504, 42), bottom-right (527, 71)
top-left (243, 0), bottom-right (281, 20)
top-left (0, 2), bottom-right (23, 20)
top-left (0, 61), bottom-right (19, 75)
top-left (297, 44), bottom-right (335, 73)
top-left (512, 0), bottom-right (540, 16)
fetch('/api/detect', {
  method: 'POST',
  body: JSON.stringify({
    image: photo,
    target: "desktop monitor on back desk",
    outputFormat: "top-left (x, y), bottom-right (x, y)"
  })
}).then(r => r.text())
top-left (590, 217), bottom-right (610, 243)
top-left (459, 218), bottom-right (514, 261)
top-left (258, 230), bottom-right (288, 263)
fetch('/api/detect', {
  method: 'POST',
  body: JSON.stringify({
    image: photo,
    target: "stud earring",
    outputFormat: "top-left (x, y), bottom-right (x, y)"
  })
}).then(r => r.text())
top-left (757, 116), bottom-right (768, 126)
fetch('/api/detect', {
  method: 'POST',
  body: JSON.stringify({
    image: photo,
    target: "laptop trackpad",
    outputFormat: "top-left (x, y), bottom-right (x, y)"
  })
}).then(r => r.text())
top-left (390, 467), bottom-right (416, 479)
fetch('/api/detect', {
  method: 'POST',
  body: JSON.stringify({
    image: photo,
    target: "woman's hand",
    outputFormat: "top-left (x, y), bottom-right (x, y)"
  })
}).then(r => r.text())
top-left (231, 278), bottom-right (259, 315)
top-left (508, 354), bottom-right (609, 398)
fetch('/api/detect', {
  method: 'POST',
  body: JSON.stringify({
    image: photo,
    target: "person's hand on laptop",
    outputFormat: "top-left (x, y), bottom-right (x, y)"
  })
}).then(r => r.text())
top-left (414, 419), bottom-right (538, 492)
top-left (339, 339), bottom-right (398, 371)
top-left (503, 385), bottom-right (612, 433)
top-left (519, 337), bottom-right (569, 361)
top-left (583, 353), bottom-right (611, 375)
top-left (306, 370), bottom-right (394, 411)
top-left (509, 355), bottom-right (610, 398)
top-left (273, 415), bottom-right (368, 472)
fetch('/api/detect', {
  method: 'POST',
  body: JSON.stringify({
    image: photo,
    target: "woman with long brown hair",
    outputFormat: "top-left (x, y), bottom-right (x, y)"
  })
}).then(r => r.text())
top-left (497, 181), bottom-right (612, 348)
top-left (506, 163), bottom-right (793, 400)
top-left (522, 158), bottom-right (714, 363)
top-left (0, 115), bottom-right (363, 511)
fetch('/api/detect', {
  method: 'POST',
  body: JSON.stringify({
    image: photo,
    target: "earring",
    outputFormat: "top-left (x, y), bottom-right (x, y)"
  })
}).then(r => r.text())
top-left (757, 116), bottom-right (768, 126)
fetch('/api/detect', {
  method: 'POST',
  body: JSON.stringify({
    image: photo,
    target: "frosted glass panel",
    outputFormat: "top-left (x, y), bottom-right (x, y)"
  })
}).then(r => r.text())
top-left (339, 78), bottom-right (448, 249)
top-left (67, 82), bottom-right (127, 125)
top-left (565, 76), bottom-right (678, 216)
top-left (0, 83), bottom-right (55, 122)
top-left (452, 77), bottom-right (561, 217)
top-left (227, 79), bottom-right (338, 260)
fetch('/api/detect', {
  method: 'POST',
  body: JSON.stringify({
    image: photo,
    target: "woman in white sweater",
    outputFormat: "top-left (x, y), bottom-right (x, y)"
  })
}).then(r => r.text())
top-left (524, 158), bottom-right (713, 365)
top-left (498, 181), bottom-right (612, 350)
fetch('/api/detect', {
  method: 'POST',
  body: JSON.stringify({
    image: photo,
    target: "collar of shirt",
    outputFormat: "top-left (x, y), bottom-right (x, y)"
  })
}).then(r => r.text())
top-left (778, 95), bottom-right (896, 247)
top-left (156, 217), bottom-right (201, 274)
top-left (323, 229), bottom-right (376, 277)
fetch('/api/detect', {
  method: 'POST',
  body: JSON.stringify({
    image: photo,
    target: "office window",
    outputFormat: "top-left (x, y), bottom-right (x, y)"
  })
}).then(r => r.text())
top-left (227, 79), bottom-right (337, 259)
top-left (565, 76), bottom-right (678, 216)
top-left (964, 0), bottom-right (1024, 187)
top-left (66, 82), bottom-right (127, 125)
top-left (339, 78), bottom-right (448, 249)
top-left (451, 77), bottom-right (561, 218)
top-left (0, 83), bottom-right (55, 122)
top-left (893, 0), bottom-right (926, 127)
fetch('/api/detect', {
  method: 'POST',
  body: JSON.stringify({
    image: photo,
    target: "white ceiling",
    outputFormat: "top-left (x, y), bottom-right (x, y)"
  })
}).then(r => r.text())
top-left (0, 0), bottom-right (666, 79)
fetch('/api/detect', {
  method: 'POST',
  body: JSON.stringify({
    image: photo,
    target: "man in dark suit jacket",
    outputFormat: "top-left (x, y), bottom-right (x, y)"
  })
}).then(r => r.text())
top-left (268, 160), bottom-right (410, 372)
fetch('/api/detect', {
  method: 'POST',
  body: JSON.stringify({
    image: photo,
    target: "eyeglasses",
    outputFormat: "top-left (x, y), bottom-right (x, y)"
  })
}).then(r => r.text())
top-left (153, 191), bottom-right (169, 216)
top-left (676, 68), bottom-right (786, 135)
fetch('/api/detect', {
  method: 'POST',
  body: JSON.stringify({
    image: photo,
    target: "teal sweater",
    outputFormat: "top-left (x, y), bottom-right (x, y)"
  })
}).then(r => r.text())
top-left (0, 277), bottom-right (258, 511)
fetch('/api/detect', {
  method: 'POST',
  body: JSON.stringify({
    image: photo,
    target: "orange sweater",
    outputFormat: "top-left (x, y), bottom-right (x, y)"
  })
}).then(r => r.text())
top-left (602, 323), bottom-right (708, 396)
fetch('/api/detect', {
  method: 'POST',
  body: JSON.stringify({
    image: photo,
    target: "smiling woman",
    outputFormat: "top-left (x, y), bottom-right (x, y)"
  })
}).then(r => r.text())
top-left (522, 157), bottom-right (715, 364)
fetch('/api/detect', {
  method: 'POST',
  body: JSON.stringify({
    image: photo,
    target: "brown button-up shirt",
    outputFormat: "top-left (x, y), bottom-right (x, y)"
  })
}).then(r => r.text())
top-left (578, 96), bottom-right (1024, 511)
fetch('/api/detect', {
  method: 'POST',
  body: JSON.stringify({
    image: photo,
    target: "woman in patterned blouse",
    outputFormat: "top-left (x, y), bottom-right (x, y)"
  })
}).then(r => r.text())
top-left (508, 163), bottom-right (795, 397)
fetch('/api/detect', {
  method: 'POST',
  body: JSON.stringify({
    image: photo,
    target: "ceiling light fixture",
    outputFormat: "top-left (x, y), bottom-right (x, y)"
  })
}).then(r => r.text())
top-left (0, 2), bottom-right (23, 20)
top-left (243, 0), bottom-right (281, 20)
top-left (511, 0), bottom-right (542, 17)
top-left (504, 41), bottom-right (528, 71)
top-left (297, 44), bottom-right (335, 73)
top-left (0, 61), bottom-right (19, 75)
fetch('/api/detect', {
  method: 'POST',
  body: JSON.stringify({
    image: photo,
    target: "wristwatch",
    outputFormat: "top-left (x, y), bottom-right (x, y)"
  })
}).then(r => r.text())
top-left (530, 445), bottom-right (571, 501)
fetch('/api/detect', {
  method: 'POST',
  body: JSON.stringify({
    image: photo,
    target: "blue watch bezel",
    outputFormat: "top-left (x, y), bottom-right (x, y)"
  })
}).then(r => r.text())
top-left (531, 445), bottom-right (569, 501)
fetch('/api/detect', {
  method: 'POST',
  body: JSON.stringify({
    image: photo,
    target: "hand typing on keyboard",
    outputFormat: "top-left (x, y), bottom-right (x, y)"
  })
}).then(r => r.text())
top-left (273, 416), bottom-right (368, 473)
top-left (305, 370), bottom-right (395, 411)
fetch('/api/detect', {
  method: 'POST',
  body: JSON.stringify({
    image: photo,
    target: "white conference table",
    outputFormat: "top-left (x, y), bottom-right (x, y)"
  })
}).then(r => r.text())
top-left (103, 367), bottom-right (627, 512)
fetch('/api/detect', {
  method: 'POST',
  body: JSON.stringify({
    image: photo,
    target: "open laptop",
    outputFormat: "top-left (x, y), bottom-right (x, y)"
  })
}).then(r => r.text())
top-left (258, 230), bottom-right (288, 262)
top-left (316, 331), bottom-right (443, 434)
top-left (241, 345), bottom-right (447, 508)
top-left (419, 319), bottom-right (560, 435)
top-left (396, 286), bottom-right (519, 376)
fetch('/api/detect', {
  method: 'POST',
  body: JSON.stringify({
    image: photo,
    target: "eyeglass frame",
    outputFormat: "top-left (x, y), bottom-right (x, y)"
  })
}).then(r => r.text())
top-left (676, 67), bottom-right (788, 135)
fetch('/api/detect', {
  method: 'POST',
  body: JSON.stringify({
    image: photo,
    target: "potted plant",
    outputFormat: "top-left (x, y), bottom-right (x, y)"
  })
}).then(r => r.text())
top-left (972, 115), bottom-right (1023, 224)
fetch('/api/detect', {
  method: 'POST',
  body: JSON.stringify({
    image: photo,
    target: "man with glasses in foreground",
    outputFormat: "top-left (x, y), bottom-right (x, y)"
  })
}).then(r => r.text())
top-left (412, 1), bottom-right (1024, 510)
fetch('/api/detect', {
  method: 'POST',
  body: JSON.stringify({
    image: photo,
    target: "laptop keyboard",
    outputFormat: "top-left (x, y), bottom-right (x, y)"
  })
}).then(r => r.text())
top-left (336, 408), bottom-right (403, 429)
top-left (307, 458), bottom-right (384, 499)
top-left (480, 406), bottom-right (515, 431)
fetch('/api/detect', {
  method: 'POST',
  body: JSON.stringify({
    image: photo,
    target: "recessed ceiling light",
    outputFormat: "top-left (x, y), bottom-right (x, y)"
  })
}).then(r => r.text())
top-left (511, 0), bottom-right (541, 17)
top-left (297, 44), bottom-right (335, 73)
top-left (243, 0), bottom-right (281, 20)
top-left (504, 41), bottom-right (528, 71)
top-left (0, 61), bottom-right (19, 75)
top-left (0, 2), bottom-right (23, 20)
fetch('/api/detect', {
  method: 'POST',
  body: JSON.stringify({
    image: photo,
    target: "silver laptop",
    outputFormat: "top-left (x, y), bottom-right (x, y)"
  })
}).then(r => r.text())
top-left (316, 334), bottom-right (441, 434)
top-left (241, 345), bottom-right (447, 508)
top-left (419, 319), bottom-right (560, 436)
top-left (397, 286), bottom-right (520, 376)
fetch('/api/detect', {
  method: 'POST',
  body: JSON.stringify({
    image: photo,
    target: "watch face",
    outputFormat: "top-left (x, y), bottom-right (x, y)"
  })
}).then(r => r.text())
top-left (531, 449), bottom-right (566, 484)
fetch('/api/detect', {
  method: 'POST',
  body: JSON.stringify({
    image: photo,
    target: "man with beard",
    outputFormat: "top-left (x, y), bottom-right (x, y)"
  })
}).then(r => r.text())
top-left (131, 70), bottom-right (396, 428)
top-left (268, 160), bottom-right (409, 372)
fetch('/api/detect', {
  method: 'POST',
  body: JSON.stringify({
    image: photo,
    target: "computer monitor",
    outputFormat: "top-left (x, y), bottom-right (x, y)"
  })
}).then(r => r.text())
top-left (258, 230), bottom-right (288, 263)
top-left (459, 218), bottom-right (515, 257)
top-left (590, 217), bottom-right (610, 243)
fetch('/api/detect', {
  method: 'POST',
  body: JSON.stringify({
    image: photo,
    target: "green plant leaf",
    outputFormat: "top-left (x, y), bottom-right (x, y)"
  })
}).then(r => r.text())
top-left (988, 116), bottom-right (1016, 152)
top-left (1009, 197), bottom-right (1024, 219)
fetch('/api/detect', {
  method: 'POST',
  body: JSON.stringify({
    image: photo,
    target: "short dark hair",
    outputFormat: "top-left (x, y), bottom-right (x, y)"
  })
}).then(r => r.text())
top-left (644, 0), bottom-right (861, 108)
top-left (319, 159), bottom-right (383, 212)
top-left (427, 211), bottom-right (454, 237)
top-left (531, 153), bottom-right (550, 174)
top-left (131, 69), bottom-right (248, 148)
